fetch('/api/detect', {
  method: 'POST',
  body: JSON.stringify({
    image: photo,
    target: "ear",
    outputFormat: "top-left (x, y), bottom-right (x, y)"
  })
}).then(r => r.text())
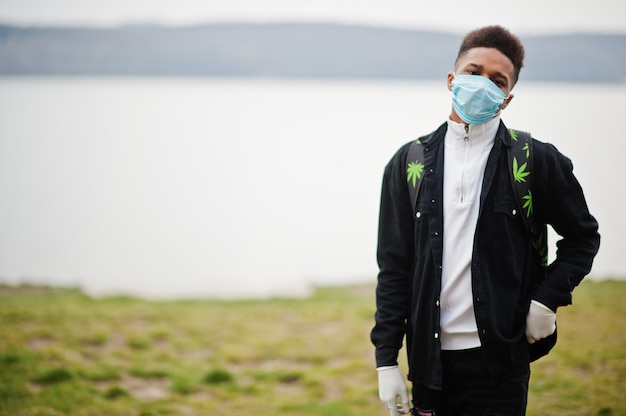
top-left (501, 93), bottom-right (514, 110)
top-left (447, 72), bottom-right (455, 91)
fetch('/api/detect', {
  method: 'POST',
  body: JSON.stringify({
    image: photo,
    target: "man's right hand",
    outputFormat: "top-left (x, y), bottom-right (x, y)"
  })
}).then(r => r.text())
top-left (377, 365), bottom-right (410, 415)
top-left (525, 300), bottom-right (556, 344)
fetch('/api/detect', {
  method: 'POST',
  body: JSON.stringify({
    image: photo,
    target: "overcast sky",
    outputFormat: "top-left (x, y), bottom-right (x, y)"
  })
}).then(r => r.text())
top-left (1, 0), bottom-right (626, 34)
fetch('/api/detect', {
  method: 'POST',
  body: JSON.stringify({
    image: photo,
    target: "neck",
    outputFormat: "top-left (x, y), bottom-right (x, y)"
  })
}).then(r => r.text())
top-left (449, 108), bottom-right (466, 125)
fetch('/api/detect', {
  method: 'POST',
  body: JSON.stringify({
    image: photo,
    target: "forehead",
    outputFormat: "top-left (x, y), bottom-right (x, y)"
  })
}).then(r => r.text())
top-left (456, 47), bottom-right (515, 79)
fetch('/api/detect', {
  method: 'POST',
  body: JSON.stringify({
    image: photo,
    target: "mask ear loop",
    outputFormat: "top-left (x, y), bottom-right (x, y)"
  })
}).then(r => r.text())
top-left (500, 93), bottom-right (512, 110)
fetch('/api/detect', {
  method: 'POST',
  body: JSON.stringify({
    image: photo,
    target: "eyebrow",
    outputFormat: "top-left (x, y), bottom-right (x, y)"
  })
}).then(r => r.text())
top-left (466, 63), bottom-right (510, 84)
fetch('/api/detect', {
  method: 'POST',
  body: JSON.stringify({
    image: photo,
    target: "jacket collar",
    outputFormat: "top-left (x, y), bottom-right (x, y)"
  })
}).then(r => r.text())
top-left (495, 120), bottom-right (513, 148)
top-left (420, 122), bottom-right (447, 147)
top-left (421, 118), bottom-right (512, 148)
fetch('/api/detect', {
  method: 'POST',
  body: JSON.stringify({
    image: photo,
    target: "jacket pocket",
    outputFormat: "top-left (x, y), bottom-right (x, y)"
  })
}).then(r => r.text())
top-left (493, 198), bottom-right (521, 221)
top-left (490, 198), bottom-right (528, 260)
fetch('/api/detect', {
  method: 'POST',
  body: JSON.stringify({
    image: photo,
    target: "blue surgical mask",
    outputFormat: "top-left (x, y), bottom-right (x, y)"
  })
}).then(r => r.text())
top-left (451, 74), bottom-right (507, 125)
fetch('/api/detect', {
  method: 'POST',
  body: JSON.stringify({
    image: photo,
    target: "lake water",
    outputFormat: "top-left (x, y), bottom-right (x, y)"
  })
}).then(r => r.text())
top-left (0, 77), bottom-right (623, 298)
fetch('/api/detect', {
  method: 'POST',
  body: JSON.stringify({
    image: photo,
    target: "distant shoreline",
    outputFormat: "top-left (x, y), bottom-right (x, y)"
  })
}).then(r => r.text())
top-left (0, 277), bottom-right (618, 301)
top-left (1, 22), bottom-right (625, 83)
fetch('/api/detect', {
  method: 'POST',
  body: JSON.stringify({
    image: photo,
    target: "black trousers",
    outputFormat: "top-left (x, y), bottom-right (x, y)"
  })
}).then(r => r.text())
top-left (412, 347), bottom-right (530, 416)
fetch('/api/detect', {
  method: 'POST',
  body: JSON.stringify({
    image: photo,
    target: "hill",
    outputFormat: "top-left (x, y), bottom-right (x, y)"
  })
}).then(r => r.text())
top-left (0, 23), bottom-right (625, 82)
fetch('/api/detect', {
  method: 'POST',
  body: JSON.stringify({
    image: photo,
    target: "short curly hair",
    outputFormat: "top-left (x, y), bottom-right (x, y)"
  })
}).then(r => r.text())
top-left (456, 25), bottom-right (525, 84)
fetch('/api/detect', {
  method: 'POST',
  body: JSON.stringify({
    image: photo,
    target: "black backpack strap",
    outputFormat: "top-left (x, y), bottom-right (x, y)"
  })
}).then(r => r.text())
top-left (406, 139), bottom-right (425, 218)
top-left (509, 128), bottom-right (555, 362)
top-left (508, 129), bottom-right (533, 230)
top-left (507, 128), bottom-right (548, 267)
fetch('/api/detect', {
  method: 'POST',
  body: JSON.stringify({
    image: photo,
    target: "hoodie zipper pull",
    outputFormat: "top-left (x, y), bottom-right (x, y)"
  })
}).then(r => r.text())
top-left (464, 124), bottom-right (469, 141)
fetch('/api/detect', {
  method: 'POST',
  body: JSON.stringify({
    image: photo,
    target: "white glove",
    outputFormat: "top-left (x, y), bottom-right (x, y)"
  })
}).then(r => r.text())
top-left (525, 300), bottom-right (556, 344)
top-left (377, 365), bottom-right (410, 415)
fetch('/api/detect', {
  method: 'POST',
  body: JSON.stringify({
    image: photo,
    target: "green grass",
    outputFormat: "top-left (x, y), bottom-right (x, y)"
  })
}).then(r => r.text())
top-left (0, 280), bottom-right (624, 415)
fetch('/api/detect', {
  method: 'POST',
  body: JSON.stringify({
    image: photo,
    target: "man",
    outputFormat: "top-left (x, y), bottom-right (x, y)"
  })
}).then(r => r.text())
top-left (370, 25), bottom-right (600, 416)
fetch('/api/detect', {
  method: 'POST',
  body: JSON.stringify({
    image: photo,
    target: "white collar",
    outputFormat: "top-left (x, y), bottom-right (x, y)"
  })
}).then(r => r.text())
top-left (446, 115), bottom-right (501, 146)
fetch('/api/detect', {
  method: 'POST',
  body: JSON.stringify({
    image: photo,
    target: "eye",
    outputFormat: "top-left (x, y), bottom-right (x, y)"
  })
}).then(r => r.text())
top-left (468, 70), bottom-right (480, 76)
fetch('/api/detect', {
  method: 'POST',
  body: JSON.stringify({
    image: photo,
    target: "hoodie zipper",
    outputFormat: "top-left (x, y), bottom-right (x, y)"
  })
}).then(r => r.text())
top-left (460, 124), bottom-right (470, 202)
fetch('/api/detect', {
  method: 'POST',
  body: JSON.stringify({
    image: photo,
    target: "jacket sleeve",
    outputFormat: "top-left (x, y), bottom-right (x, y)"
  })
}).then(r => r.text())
top-left (370, 144), bottom-right (414, 367)
top-left (533, 141), bottom-right (600, 311)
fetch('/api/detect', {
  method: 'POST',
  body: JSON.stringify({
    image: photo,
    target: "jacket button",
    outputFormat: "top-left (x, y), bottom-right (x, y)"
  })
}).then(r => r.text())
top-left (434, 231), bottom-right (439, 236)
top-left (434, 332), bottom-right (439, 339)
top-left (436, 300), bottom-right (440, 306)
top-left (512, 209), bottom-right (517, 216)
top-left (416, 211), bottom-right (421, 219)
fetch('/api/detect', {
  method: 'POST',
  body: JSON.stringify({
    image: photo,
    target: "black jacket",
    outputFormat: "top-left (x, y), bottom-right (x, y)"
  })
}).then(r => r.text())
top-left (370, 121), bottom-right (600, 389)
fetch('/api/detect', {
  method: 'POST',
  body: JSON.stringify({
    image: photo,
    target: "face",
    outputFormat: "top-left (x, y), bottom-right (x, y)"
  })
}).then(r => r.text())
top-left (447, 47), bottom-right (516, 123)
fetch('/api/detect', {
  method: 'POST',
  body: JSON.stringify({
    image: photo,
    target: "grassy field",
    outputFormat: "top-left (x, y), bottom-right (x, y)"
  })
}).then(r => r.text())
top-left (0, 279), bottom-right (624, 415)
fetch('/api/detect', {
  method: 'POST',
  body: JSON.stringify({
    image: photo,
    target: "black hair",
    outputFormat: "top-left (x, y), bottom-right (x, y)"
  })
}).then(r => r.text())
top-left (456, 25), bottom-right (525, 83)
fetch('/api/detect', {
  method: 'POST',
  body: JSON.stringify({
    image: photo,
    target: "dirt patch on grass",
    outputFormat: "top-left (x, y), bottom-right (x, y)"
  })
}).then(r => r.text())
top-left (26, 336), bottom-right (56, 350)
top-left (96, 376), bottom-right (170, 401)
top-left (178, 347), bottom-right (214, 360)
top-left (124, 376), bottom-right (170, 400)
